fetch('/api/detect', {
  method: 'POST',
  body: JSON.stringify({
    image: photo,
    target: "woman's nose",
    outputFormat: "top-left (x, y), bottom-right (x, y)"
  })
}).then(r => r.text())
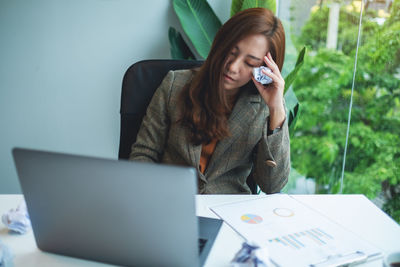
top-left (228, 58), bottom-right (240, 74)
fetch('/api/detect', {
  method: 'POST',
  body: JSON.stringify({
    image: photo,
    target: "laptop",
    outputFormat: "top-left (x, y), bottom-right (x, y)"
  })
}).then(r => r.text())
top-left (12, 147), bottom-right (222, 267)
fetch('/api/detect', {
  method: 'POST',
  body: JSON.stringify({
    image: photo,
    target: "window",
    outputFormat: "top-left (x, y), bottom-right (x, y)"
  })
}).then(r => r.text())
top-left (280, 0), bottom-right (399, 223)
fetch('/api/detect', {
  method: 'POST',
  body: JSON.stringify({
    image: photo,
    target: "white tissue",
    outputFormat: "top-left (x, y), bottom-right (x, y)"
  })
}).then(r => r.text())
top-left (253, 66), bottom-right (273, 85)
top-left (2, 201), bottom-right (31, 234)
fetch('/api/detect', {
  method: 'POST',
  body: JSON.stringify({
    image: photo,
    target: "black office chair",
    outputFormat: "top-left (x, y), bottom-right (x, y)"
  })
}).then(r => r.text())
top-left (118, 59), bottom-right (258, 194)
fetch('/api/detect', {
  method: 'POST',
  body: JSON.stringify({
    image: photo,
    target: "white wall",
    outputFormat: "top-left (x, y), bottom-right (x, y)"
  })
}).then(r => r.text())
top-left (0, 0), bottom-right (230, 193)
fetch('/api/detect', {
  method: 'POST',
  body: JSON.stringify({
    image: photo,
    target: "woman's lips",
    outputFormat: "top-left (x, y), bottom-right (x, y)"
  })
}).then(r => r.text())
top-left (224, 74), bottom-right (235, 82)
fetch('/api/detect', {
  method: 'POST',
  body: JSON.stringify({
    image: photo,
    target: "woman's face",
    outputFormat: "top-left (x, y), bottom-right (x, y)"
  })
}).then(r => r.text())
top-left (222, 34), bottom-right (269, 93)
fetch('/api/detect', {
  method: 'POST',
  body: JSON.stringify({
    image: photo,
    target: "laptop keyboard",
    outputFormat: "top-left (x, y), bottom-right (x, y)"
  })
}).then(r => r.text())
top-left (198, 238), bottom-right (208, 254)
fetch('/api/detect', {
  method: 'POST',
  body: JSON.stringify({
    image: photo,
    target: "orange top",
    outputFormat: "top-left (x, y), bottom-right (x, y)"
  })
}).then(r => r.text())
top-left (199, 93), bottom-right (237, 174)
top-left (199, 139), bottom-right (218, 174)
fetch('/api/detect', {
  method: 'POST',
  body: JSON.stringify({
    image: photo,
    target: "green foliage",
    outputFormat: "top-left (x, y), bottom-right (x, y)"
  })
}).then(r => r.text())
top-left (342, 123), bottom-right (400, 198)
top-left (387, 0), bottom-right (400, 26)
top-left (291, 1), bottom-right (400, 221)
top-left (230, 0), bottom-right (244, 17)
top-left (285, 87), bottom-right (301, 135)
top-left (292, 44), bottom-right (400, 197)
top-left (295, 4), bottom-right (380, 55)
top-left (383, 197), bottom-right (400, 223)
top-left (358, 21), bottom-right (400, 76)
top-left (284, 46), bottom-right (306, 93)
top-left (295, 6), bottom-right (329, 52)
top-left (172, 0), bottom-right (222, 59)
top-left (168, 27), bottom-right (196, 60)
top-left (290, 48), bottom-right (350, 190)
top-left (171, 0), bottom-right (278, 60)
top-left (231, 0), bottom-right (276, 16)
top-left (284, 46), bottom-right (306, 133)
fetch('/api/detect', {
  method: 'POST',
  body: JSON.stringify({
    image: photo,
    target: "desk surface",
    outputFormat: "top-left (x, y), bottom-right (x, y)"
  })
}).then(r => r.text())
top-left (1, 194), bottom-right (399, 267)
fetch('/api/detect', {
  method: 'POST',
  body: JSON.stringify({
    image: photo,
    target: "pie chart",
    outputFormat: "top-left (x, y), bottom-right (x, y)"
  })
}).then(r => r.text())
top-left (273, 208), bottom-right (294, 217)
top-left (240, 214), bottom-right (263, 224)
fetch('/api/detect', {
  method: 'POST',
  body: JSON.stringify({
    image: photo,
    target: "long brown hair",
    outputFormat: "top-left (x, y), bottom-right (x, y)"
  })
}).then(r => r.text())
top-left (180, 8), bottom-right (285, 145)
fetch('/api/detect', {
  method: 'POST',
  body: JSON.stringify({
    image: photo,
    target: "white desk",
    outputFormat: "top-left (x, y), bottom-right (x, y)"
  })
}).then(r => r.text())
top-left (1, 194), bottom-right (399, 267)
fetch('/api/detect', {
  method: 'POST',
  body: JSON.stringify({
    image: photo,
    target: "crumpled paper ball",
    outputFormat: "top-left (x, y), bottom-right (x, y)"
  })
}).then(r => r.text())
top-left (231, 242), bottom-right (272, 267)
top-left (2, 201), bottom-right (31, 234)
top-left (253, 66), bottom-right (273, 85)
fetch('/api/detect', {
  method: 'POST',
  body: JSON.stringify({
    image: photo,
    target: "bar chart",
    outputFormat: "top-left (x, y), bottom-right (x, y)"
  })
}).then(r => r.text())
top-left (268, 227), bottom-right (334, 249)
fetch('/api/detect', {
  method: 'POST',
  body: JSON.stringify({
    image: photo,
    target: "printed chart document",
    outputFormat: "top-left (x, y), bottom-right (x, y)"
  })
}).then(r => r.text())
top-left (210, 194), bottom-right (381, 267)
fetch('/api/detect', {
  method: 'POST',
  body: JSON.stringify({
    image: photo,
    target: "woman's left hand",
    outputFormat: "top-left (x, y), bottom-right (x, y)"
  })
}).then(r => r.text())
top-left (251, 52), bottom-right (286, 129)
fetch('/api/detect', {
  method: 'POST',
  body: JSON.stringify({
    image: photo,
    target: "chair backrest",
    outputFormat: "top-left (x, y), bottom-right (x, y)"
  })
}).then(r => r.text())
top-left (118, 59), bottom-right (257, 194)
top-left (118, 59), bottom-right (203, 160)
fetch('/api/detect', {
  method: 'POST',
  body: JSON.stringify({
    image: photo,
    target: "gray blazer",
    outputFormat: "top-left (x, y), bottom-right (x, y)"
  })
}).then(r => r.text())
top-left (129, 70), bottom-right (290, 194)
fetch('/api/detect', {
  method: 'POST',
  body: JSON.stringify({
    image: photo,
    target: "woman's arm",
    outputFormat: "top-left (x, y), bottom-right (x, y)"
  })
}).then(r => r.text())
top-left (129, 71), bottom-right (175, 162)
top-left (251, 113), bottom-right (291, 193)
top-left (251, 52), bottom-right (290, 193)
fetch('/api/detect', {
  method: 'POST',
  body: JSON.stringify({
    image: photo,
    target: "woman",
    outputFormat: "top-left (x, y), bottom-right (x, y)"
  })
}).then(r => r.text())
top-left (130, 8), bottom-right (290, 194)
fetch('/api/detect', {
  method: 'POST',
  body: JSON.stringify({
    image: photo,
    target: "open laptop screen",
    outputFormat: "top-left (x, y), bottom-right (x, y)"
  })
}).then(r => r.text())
top-left (13, 147), bottom-right (208, 267)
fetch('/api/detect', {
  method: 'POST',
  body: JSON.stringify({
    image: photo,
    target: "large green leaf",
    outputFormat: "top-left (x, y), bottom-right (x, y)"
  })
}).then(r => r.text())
top-left (240, 0), bottom-right (276, 14)
top-left (284, 86), bottom-right (300, 131)
top-left (168, 27), bottom-right (195, 60)
top-left (284, 46), bottom-right (306, 93)
top-left (230, 0), bottom-right (245, 17)
top-left (173, 0), bottom-right (222, 59)
top-left (283, 47), bottom-right (306, 130)
top-left (289, 103), bottom-right (300, 133)
top-left (231, 0), bottom-right (276, 17)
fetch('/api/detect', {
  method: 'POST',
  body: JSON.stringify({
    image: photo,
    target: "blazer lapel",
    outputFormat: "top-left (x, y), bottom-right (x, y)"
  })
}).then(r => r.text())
top-left (205, 91), bottom-right (261, 176)
top-left (188, 142), bottom-right (201, 171)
